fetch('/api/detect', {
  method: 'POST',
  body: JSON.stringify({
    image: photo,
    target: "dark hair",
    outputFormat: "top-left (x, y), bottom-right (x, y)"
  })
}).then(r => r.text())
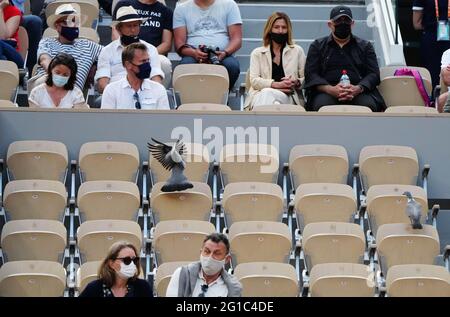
top-left (203, 233), bottom-right (230, 254)
top-left (122, 42), bottom-right (147, 67)
top-left (98, 241), bottom-right (141, 288)
top-left (45, 53), bottom-right (77, 90)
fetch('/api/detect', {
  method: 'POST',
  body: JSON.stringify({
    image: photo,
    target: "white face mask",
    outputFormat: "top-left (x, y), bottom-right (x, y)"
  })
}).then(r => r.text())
top-left (117, 262), bottom-right (137, 279)
top-left (200, 254), bottom-right (226, 276)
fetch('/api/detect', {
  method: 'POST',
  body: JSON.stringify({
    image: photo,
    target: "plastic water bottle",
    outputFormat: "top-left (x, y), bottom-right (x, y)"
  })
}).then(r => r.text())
top-left (339, 70), bottom-right (350, 87)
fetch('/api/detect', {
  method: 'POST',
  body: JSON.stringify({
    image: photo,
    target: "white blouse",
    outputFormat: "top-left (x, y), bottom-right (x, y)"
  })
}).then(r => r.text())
top-left (29, 83), bottom-right (85, 108)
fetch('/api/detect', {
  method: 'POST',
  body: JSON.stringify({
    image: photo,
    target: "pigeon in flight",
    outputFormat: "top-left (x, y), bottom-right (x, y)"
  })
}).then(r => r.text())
top-left (148, 138), bottom-right (193, 192)
top-left (403, 191), bottom-right (423, 229)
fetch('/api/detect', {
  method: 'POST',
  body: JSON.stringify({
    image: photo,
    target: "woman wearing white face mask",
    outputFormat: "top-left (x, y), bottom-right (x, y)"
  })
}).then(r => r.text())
top-left (79, 241), bottom-right (153, 297)
top-left (166, 233), bottom-right (242, 297)
top-left (28, 52), bottom-right (88, 108)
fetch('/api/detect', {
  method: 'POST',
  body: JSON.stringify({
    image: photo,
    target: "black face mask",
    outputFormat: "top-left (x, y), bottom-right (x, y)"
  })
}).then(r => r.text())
top-left (121, 34), bottom-right (140, 46)
top-left (270, 32), bottom-right (288, 45)
top-left (334, 23), bottom-right (352, 39)
top-left (60, 26), bottom-right (79, 42)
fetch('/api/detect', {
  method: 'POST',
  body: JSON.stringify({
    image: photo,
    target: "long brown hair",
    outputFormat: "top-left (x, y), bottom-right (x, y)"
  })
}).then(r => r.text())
top-left (262, 12), bottom-right (294, 47)
top-left (98, 241), bottom-right (141, 288)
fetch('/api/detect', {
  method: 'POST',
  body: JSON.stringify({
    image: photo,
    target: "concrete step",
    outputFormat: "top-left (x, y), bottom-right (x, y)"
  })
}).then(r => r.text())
top-left (242, 19), bottom-right (372, 39)
top-left (238, 3), bottom-right (367, 20)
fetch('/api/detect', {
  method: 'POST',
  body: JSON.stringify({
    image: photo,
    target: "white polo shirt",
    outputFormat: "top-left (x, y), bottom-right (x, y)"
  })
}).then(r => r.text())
top-left (166, 267), bottom-right (228, 297)
top-left (101, 77), bottom-right (170, 109)
top-left (94, 39), bottom-right (164, 83)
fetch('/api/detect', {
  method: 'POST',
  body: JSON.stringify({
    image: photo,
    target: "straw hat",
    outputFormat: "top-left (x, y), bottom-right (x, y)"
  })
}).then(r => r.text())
top-left (112, 5), bottom-right (147, 27)
top-left (47, 3), bottom-right (87, 29)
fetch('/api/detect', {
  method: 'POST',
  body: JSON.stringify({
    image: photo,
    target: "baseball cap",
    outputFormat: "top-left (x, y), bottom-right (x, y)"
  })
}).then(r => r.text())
top-left (330, 5), bottom-right (353, 21)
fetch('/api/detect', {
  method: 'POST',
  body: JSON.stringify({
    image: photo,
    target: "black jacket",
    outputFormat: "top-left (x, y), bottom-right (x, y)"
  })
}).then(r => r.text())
top-left (304, 34), bottom-right (385, 109)
top-left (79, 278), bottom-right (153, 297)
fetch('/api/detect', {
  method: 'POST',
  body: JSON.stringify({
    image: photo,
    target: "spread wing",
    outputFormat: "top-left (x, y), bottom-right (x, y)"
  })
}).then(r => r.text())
top-left (174, 139), bottom-right (187, 159)
top-left (148, 138), bottom-right (174, 171)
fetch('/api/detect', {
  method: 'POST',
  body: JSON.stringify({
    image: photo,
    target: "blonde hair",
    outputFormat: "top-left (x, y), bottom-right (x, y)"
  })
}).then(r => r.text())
top-left (262, 12), bottom-right (294, 47)
top-left (98, 241), bottom-right (141, 288)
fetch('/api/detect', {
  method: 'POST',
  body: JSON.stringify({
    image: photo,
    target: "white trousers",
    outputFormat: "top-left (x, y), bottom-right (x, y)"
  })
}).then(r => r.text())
top-left (252, 88), bottom-right (292, 107)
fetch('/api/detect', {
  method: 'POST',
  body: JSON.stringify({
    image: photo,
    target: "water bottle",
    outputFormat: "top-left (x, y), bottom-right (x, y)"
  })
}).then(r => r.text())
top-left (339, 70), bottom-right (350, 87)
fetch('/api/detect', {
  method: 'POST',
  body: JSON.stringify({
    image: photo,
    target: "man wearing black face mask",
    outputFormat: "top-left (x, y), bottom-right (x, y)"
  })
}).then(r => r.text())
top-left (304, 6), bottom-right (385, 112)
top-left (30, 3), bottom-right (103, 95)
top-left (101, 42), bottom-right (169, 109)
top-left (95, 5), bottom-right (164, 105)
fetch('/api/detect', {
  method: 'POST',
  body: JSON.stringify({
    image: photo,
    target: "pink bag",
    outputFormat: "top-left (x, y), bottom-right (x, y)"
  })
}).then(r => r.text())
top-left (393, 68), bottom-right (431, 107)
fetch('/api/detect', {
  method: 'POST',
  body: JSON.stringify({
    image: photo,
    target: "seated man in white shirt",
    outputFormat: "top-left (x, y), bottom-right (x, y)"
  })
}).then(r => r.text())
top-left (95, 6), bottom-right (165, 106)
top-left (438, 49), bottom-right (450, 112)
top-left (101, 42), bottom-right (169, 109)
top-left (165, 233), bottom-right (242, 297)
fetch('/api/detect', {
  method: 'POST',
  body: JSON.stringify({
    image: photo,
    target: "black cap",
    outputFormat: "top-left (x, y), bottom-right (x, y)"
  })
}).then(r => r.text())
top-left (330, 5), bottom-right (353, 21)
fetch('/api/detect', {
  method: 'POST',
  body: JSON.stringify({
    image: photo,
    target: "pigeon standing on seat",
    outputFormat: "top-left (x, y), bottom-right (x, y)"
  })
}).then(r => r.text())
top-left (148, 138), bottom-right (193, 192)
top-left (403, 191), bottom-right (423, 229)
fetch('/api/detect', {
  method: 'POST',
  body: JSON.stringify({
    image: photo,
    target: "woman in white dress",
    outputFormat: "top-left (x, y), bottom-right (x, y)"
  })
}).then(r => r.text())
top-left (28, 53), bottom-right (88, 108)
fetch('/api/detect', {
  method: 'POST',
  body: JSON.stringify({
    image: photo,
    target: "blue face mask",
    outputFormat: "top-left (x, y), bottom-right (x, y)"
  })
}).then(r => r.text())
top-left (134, 62), bottom-right (152, 80)
top-left (60, 26), bottom-right (79, 41)
top-left (52, 73), bottom-right (69, 87)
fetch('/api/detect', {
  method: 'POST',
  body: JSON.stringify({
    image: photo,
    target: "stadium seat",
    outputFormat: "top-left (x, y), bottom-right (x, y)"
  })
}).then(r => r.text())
top-left (229, 221), bottom-right (291, 264)
top-left (152, 220), bottom-right (215, 264)
top-left (376, 223), bottom-right (440, 273)
top-left (234, 262), bottom-right (299, 297)
top-left (150, 181), bottom-right (212, 222)
top-left (154, 261), bottom-right (190, 297)
top-left (3, 180), bottom-right (67, 220)
top-left (359, 145), bottom-right (420, 193)
top-left (386, 264), bottom-right (450, 297)
top-left (6, 140), bottom-right (68, 181)
top-left (309, 263), bottom-right (375, 297)
top-left (385, 106), bottom-right (439, 113)
top-left (318, 105), bottom-right (372, 113)
top-left (302, 222), bottom-right (365, 269)
top-left (77, 220), bottom-right (142, 262)
top-left (219, 143), bottom-right (279, 184)
top-left (294, 183), bottom-right (357, 230)
top-left (149, 142), bottom-right (210, 184)
top-left (173, 64), bottom-right (229, 105)
top-left (366, 184), bottom-right (428, 235)
top-left (77, 181), bottom-right (140, 221)
top-left (45, 1), bottom-right (100, 29)
top-left (77, 261), bottom-right (101, 294)
top-left (222, 182), bottom-right (284, 225)
top-left (43, 27), bottom-right (100, 43)
top-left (380, 66), bottom-right (432, 84)
top-left (79, 141), bottom-right (139, 182)
top-left (177, 103), bottom-right (232, 111)
top-left (17, 26), bottom-right (29, 66)
top-left (0, 260), bottom-right (66, 297)
top-left (0, 60), bottom-right (19, 101)
top-left (0, 100), bottom-right (17, 107)
top-left (289, 144), bottom-right (348, 187)
top-left (251, 104), bottom-right (306, 112)
top-left (1, 219), bottom-right (67, 261)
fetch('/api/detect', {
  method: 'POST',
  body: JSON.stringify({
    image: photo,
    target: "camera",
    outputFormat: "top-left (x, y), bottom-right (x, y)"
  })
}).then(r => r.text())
top-left (199, 45), bottom-right (221, 65)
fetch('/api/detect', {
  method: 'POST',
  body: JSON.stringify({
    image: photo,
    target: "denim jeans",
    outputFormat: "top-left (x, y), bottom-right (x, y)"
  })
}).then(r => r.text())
top-left (21, 15), bottom-right (42, 73)
top-left (0, 40), bottom-right (24, 68)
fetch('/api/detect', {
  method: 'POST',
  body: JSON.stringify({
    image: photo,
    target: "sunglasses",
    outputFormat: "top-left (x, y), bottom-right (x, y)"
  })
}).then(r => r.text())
top-left (133, 92), bottom-right (141, 109)
top-left (115, 256), bottom-right (139, 265)
top-left (198, 284), bottom-right (208, 297)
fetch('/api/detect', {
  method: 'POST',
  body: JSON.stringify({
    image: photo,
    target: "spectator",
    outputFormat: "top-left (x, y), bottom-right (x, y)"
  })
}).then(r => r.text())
top-left (11, 0), bottom-right (43, 74)
top-left (101, 42), bottom-right (169, 109)
top-left (95, 6), bottom-right (164, 108)
top-left (98, 0), bottom-right (113, 15)
top-left (113, 0), bottom-right (173, 87)
top-left (0, 0), bottom-right (24, 68)
top-left (413, 0), bottom-right (450, 89)
top-left (173, 0), bottom-right (242, 90)
top-left (28, 53), bottom-right (87, 108)
top-left (245, 12), bottom-right (305, 110)
top-left (29, 3), bottom-right (103, 94)
top-left (437, 48), bottom-right (450, 111)
top-left (79, 241), bottom-right (153, 297)
top-left (166, 232), bottom-right (242, 297)
top-left (304, 5), bottom-right (385, 112)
